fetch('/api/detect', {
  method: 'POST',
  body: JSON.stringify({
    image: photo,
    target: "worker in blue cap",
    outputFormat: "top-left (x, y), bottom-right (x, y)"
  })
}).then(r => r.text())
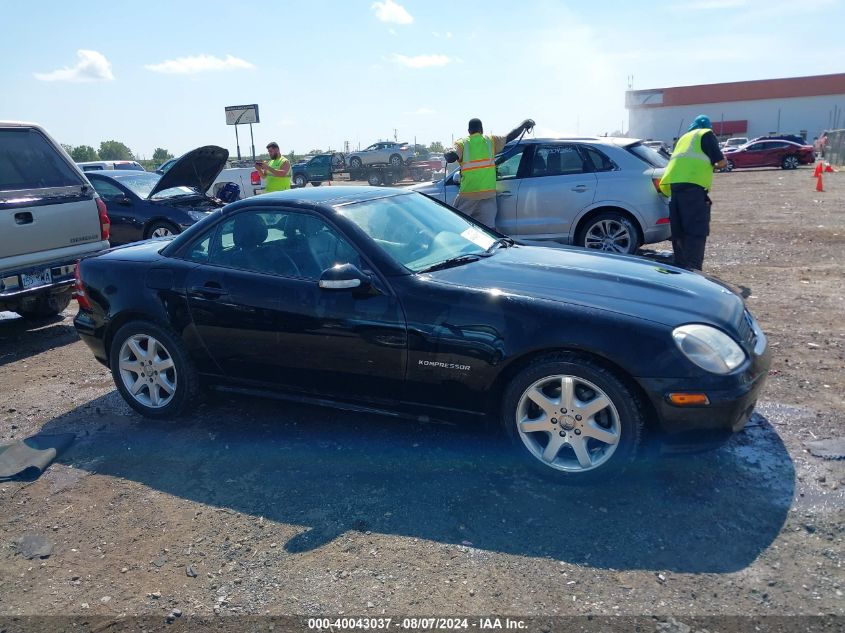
top-left (658, 115), bottom-right (727, 270)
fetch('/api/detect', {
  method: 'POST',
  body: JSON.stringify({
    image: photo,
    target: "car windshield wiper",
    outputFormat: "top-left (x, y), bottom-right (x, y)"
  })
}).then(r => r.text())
top-left (417, 253), bottom-right (489, 273)
top-left (486, 237), bottom-right (514, 253)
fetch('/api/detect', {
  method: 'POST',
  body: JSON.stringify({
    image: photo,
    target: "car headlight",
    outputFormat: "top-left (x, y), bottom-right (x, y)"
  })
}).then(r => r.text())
top-left (672, 324), bottom-right (746, 374)
top-left (186, 210), bottom-right (210, 222)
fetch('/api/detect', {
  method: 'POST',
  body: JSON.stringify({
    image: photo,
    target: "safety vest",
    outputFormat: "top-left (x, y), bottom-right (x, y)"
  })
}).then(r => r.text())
top-left (659, 129), bottom-right (714, 196)
top-left (459, 134), bottom-right (496, 194)
top-left (265, 157), bottom-right (291, 192)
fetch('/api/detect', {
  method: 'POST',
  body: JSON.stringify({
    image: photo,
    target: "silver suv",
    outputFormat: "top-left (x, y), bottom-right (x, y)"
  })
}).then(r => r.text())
top-left (409, 137), bottom-right (670, 254)
top-left (1, 122), bottom-right (110, 318)
top-left (346, 142), bottom-right (415, 169)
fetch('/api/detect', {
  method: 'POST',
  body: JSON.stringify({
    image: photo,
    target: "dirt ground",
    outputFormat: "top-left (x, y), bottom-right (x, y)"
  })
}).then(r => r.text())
top-left (0, 168), bottom-right (843, 629)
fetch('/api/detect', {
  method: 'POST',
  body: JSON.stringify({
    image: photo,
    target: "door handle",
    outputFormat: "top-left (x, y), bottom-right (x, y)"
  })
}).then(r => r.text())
top-left (189, 284), bottom-right (227, 298)
top-left (14, 212), bottom-right (33, 225)
top-left (571, 185), bottom-right (589, 192)
top-left (498, 191), bottom-right (513, 197)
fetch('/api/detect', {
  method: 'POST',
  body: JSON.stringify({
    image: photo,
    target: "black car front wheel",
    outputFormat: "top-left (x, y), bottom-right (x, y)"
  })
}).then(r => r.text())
top-left (145, 221), bottom-right (180, 240)
top-left (501, 353), bottom-right (643, 483)
top-left (109, 321), bottom-right (199, 419)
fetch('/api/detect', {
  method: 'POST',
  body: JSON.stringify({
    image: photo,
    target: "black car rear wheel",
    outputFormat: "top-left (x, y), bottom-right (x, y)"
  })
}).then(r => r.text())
top-left (145, 221), bottom-right (180, 240)
top-left (109, 321), bottom-right (199, 419)
top-left (501, 353), bottom-right (643, 483)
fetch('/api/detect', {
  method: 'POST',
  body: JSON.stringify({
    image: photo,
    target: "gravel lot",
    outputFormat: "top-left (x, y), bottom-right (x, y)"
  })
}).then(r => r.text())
top-left (1, 168), bottom-right (843, 629)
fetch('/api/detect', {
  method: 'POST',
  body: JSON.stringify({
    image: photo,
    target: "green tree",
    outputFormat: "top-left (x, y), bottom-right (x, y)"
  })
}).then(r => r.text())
top-left (98, 140), bottom-right (134, 161)
top-left (60, 143), bottom-right (73, 156)
top-left (70, 145), bottom-right (99, 162)
top-left (152, 148), bottom-right (173, 164)
top-left (428, 141), bottom-right (445, 153)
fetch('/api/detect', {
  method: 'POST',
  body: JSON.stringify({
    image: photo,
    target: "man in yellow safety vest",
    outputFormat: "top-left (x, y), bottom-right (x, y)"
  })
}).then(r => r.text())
top-left (256, 142), bottom-right (291, 193)
top-left (444, 117), bottom-right (534, 228)
top-left (659, 115), bottom-right (727, 270)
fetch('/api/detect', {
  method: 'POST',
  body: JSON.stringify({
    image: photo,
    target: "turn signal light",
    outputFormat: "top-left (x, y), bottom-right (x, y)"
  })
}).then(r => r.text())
top-left (667, 393), bottom-right (710, 406)
top-left (96, 197), bottom-right (110, 240)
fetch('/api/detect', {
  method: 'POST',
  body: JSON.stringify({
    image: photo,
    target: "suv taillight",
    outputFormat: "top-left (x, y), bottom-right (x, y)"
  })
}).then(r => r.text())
top-left (74, 262), bottom-right (92, 310)
top-left (652, 178), bottom-right (664, 195)
top-left (96, 197), bottom-right (110, 240)
top-left (251, 170), bottom-right (261, 185)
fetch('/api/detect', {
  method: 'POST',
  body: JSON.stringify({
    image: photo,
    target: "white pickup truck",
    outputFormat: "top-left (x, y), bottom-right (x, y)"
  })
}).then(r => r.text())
top-left (156, 158), bottom-right (264, 199)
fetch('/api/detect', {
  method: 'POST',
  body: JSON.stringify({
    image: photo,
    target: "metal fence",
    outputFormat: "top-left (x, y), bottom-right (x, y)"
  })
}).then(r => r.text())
top-left (826, 129), bottom-right (845, 167)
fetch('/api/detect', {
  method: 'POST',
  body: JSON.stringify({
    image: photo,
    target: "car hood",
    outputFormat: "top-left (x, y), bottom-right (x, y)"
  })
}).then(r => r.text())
top-left (425, 245), bottom-right (746, 330)
top-left (148, 145), bottom-right (229, 199)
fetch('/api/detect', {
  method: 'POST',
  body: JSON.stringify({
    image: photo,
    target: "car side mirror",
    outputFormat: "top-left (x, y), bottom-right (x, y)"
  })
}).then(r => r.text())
top-left (118, 197), bottom-right (132, 206)
top-left (451, 171), bottom-right (461, 185)
top-left (319, 263), bottom-right (371, 291)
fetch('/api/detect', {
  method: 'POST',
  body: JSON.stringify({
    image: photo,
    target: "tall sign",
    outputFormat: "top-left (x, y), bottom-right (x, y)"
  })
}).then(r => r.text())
top-left (224, 104), bottom-right (260, 161)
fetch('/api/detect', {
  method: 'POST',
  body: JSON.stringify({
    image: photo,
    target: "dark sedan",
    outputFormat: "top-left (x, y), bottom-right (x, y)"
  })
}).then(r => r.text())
top-left (74, 187), bottom-right (770, 482)
top-left (723, 139), bottom-right (815, 171)
top-left (86, 146), bottom-right (228, 245)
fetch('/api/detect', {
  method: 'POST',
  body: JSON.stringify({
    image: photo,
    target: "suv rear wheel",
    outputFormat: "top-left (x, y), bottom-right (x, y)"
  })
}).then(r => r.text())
top-left (18, 290), bottom-right (72, 320)
top-left (577, 212), bottom-right (640, 255)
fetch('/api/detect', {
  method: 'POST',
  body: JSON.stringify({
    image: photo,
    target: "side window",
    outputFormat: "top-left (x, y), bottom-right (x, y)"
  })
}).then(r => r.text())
top-left (582, 146), bottom-right (617, 172)
top-left (89, 179), bottom-right (125, 201)
top-left (530, 145), bottom-right (586, 177)
top-left (82, 165), bottom-right (103, 171)
top-left (746, 143), bottom-right (764, 152)
top-left (205, 210), bottom-right (362, 280)
top-left (496, 149), bottom-right (526, 181)
top-left (185, 227), bottom-right (214, 263)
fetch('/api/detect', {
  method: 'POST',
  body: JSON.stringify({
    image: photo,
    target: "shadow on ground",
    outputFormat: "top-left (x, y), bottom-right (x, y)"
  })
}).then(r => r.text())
top-left (0, 312), bottom-right (77, 367)
top-left (41, 391), bottom-right (794, 573)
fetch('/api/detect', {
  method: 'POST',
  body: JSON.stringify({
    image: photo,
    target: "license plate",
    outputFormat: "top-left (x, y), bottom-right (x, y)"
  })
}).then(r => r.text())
top-left (21, 268), bottom-right (52, 290)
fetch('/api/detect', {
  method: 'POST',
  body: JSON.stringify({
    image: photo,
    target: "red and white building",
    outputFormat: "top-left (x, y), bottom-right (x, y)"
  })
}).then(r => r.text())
top-left (626, 73), bottom-right (845, 143)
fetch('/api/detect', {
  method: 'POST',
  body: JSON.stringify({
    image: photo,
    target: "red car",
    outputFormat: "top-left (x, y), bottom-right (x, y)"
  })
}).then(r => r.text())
top-left (723, 139), bottom-right (815, 171)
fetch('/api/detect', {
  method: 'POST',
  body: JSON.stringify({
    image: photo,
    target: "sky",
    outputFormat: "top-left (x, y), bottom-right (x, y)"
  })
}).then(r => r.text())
top-left (1, 0), bottom-right (844, 160)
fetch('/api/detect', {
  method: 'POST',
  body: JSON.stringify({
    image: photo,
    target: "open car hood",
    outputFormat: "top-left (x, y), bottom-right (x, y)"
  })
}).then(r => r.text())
top-left (148, 145), bottom-right (228, 198)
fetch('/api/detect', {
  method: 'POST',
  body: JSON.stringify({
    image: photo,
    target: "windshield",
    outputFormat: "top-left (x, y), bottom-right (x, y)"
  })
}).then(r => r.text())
top-left (336, 192), bottom-right (498, 272)
top-left (113, 172), bottom-right (197, 199)
top-left (627, 142), bottom-right (669, 167)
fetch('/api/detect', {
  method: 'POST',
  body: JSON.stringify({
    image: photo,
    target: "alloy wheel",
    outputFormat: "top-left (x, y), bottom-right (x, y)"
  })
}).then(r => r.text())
top-left (118, 334), bottom-right (178, 409)
top-left (584, 219), bottom-right (633, 253)
top-left (515, 374), bottom-right (621, 473)
top-left (151, 226), bottom-right (174, 238)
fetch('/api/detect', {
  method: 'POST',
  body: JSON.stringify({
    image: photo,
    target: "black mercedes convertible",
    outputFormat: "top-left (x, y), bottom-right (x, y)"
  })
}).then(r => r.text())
top-left (74, 187), bottom-right (770, 481)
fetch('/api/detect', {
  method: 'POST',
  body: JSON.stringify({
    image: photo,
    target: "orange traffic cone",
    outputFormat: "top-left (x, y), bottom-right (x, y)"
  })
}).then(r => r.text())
top-left (816, 173), bottom-right (824, 192)
top-left (813, 162), bottom-right (823, 177)
top-left (824, 163), bottom-right (834, 173)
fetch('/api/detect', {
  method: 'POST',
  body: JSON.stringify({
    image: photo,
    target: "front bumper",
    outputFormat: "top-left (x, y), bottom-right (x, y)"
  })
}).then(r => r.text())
top-left (637, 340), bottom-right (771, 449)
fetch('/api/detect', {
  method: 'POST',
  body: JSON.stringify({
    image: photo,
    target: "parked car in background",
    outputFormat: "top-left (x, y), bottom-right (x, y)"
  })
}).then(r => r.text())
top-left (409, 137), bottom-right (670, 255)
top-left (722, 139), bottom-right (815, 171)
top-left (158, 155), bottom-right (264, 199)
top-left (346, 142), bottom-right (415, 169)
top-left (1, 121), bottom-right (110, 318)
top-left (85, 146), bottom-right (227, 245)
top-left (756, 134), bottom-right (805, 146)
top-left (77, 160), bottom-right (145, 172)
top-left (721, 137), bottom-right (748, 151)
top-left (73, 186), bottom-right (770, 482)
top-left (643, 140), bottom-right (669, 153)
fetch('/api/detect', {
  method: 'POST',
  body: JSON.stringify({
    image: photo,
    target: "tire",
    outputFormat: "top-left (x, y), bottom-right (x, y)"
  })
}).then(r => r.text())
top-left (576, 212), bottom-right (640, 255)
top-left (18, 290), bottom-right (72, 320)
top-left (349, 157), bottom-right (363, 169)
top-left (501, 353), bottom-right (643, 483)
top-left (725, 160), bottom-right (735, 172)
top-left (145, 221), bottom-right (180, 240)
top-left (389, 154), bottom-right (403, 168)
top-left (367, 172), bottom-right (383, 186)
top-left (310, 181), bottom-right (322, 187)
top-left (109, 320), bottom-right (199, 419)
top-left (782, 155), bottom-right (799, 170)
top-left (293, 173), bottom-right (308, 188)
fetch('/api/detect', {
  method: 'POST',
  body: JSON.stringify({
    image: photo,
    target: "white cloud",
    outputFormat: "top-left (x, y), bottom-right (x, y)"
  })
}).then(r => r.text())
top-left (407, 108), bottom-right (436, 115)
top-left (145, 54), bottom-right (254, 75)
top-left (390, 54), bottom-right (450, 69)
top-left (34, 50), bottom-right (114, 82)
top-left (371, 0), bottom-right (413, 25)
